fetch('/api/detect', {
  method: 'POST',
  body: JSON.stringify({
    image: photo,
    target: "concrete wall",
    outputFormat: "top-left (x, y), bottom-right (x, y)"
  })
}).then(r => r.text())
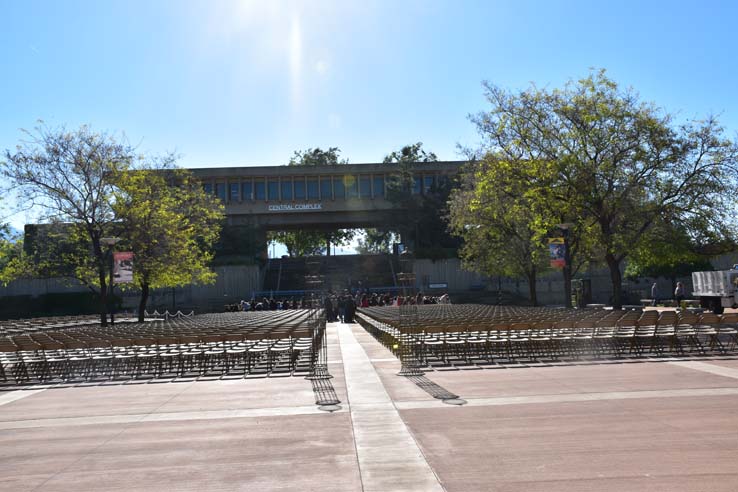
top-left (143, 265), bottom-right (262, 312)
top-left (410, 255), bottom-right (738, 306)
top-left (5, 252), bottom-right (738, 312)
top-left (412, 258), bottom-right (488, 291)
top-left (0, 265), bottom-right (262, 314)
top-left (0, 277), bottom-right (89, 297)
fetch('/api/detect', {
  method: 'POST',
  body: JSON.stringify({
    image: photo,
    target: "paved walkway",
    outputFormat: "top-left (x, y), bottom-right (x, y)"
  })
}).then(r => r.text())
top-left (1, 322), bottom-right (738, 491)
top-left (337, 324), bottom-right (443, 492)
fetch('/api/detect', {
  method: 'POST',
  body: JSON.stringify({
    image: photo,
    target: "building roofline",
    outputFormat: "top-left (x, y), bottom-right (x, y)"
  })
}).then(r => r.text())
top-left (188, 160), bottom-right (466, 175)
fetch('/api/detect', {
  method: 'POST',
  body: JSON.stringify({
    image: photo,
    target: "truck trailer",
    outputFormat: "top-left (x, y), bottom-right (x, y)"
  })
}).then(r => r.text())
top-left (691, 269), bottom-right (738, 314)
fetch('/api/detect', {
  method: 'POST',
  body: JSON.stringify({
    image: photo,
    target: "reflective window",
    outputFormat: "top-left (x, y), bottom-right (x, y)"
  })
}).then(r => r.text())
top-left (307, 178), bottom-right (319, 199)
top-left (359, 175), bottom-right (371, 198)
top-left (333, 177), bottom-right (345, 199)
top-left (268, 179), bottom-right (279, 201)
top-left (230, 183), bottom-right (240, 201)
top-left (320, 177), bottom-right (332, 199)
top-left (294, 178), bottom-right (306, 200)
top-left (412, 176), bottom-right (422, 195)
top-left (281, 179), bottom-right (293, 201)
top-left (215, 183), bottom-right (227, 202)
top-left (242, 181), bottom-right (253, 201)
top-left (203, 183), bottom-right (213, 194)
top-left (345, 175), bottom-right (358, 198)
top-left (373, 176), bottom-right (384, 198)
top-left (254, 180), bottom-right (266, 200)
top-left (423, 175), bottom-right (435, 194)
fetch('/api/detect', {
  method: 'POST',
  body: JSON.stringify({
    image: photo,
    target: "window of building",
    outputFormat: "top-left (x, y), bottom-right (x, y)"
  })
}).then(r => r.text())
top-left (254, 180), bottom-right (266, 200)
top-left (423, 175), bottom-right (435, 194)
top-left (230, 182), bottom-right (240, 201)
top-left (281, 179), bottom-right (293, 201)
top-left (373, 175), bottom-right (384, 198)
top-left (268, 179), bottom-right (279, 201)
top-left (359, 175), bottom-right (371, 198)
top-left (345, 175), bottom-right (358, 199)
top-left (203, 182), bottom-right (213, 194)
top-left (320, 177), bottom-right (332, 199)
top-left (333, 177), bottom-right (345, 199)
top-left (294, 178), bottom-right (306, 200)
top-left (215, 183), bottom-right (227, 202)
top-left (412, 176), bottom-right (422, 195)
top-left (242, 180), bottom-right (253, 201)
top-left (307, 178), bottom-right (319, 200)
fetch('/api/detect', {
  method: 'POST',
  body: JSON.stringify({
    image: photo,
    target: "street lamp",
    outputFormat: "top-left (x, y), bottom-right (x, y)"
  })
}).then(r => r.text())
top-left (100, 236), bottom-right (121, 325)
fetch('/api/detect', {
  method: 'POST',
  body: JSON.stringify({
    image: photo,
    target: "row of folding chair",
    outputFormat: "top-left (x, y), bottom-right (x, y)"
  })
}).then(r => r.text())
top-left (357, 308), bottom-right (738, 365)
top-left (0, 312), bottom-right (323, 384)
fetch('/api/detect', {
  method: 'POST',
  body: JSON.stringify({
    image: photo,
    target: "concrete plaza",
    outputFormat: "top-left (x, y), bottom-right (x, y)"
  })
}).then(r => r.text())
top-left (2, 322), bottom-right (738, 491)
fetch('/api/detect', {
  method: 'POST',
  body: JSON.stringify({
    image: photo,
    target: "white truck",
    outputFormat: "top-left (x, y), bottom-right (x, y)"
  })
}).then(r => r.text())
top-left (691, 269), bottom-right (738, 314)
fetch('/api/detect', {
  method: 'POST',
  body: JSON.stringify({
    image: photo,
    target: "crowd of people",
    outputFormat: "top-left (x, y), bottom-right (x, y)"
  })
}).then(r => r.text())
top-left (230, 291), bottom-right (451, 321)
top-left (324, 291), bottom-right (450, 323)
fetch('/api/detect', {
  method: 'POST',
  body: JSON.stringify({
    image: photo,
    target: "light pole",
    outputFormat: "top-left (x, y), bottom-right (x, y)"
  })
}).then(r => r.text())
top-left (100, 237), bottom-right (121, 325)
top-left (555, 223), bottom-right (574, 308)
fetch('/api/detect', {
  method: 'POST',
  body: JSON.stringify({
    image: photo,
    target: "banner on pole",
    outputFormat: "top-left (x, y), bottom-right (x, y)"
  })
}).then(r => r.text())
top-left (549, 237), bottom-right (566, 268)
top-left (113, 252), bottom-right (134, 283)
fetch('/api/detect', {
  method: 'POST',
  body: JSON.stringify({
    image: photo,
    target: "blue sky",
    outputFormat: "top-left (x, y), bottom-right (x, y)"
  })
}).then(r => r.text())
top-left (2, 0), bottom-right (737, 239)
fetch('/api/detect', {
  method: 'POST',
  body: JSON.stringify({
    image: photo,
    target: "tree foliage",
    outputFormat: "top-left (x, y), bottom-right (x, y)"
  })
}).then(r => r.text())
top-left (113, 167), bottom-right (224, 321)
top-left (468, 70), bottom-right (738, 308)
top-left (288, 147), bottom-right (347, 166)
top-left (1, 124), bottom-right (135, 324)
top-left (625, 220), bottom-right (714, 284)
top-left (356, 228), bottom-right (397, 254)
top-left (449, 157), bottom-right (552, 305)
top-left (382, 143), bottom-right (459, 255)
top-left (382, 142), bottom-right (437, 165)
top-left (268, 229), bottom-right (355, 257)
top-left (1, 124), bottom-right (227, 322)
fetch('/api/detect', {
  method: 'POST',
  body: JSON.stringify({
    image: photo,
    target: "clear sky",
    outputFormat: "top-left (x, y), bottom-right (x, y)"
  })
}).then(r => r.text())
top-left (2, 0), bottom-right (737, 235)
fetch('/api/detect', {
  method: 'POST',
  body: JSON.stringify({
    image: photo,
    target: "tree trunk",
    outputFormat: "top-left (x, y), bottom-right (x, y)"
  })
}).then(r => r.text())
top-left (527, 270), bottom-right (538, 307)
top-left (606, 253), bottom-right (623, 309)
top-left (325, 234), bottom-right (331, 256)
top-left (138, 282), bottom-right (150, 323)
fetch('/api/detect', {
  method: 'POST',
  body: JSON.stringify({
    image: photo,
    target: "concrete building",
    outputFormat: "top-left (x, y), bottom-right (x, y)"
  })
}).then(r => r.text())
top-left (190, 161), bottom-right (463, 242)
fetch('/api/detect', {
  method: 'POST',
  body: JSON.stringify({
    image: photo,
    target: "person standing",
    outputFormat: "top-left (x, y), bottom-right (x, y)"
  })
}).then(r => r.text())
top-left (324, 296), bottom-right (334, 323)
top-left (337, 294), bottom-right (346, 323)
top-left (651, 282), bottom-right (659, 307)
top-left (345, 294), bottom-right (356, 323)
top-left (674, 282), bottom-right (686, 308)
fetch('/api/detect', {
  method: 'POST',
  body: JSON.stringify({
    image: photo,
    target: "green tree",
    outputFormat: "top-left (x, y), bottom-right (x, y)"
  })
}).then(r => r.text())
top-left (282, 147), bottom-right (354, 255)
top-left (383, 143), bottom-right (458, 255)
top-left (268, 229), bottom-right (356, 257)
top-left (625, 220), bottom-right (716, 292)
top-left (356, 228), bottom-right (398, 254)
top-left (1, 124), bottom-right (134, 325)
top-left (268, 230), bottom-right (326, 257)
top-left (449, 157), bottom-right (552, 305)
top-left (471, 70), bottom-right (738, 308)
top-left (0, 227), bottom-right (27, 284)
top-left (288, 147), bottom-right (347, 166)
top-left (113, 167), bottom-right (224, 321)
